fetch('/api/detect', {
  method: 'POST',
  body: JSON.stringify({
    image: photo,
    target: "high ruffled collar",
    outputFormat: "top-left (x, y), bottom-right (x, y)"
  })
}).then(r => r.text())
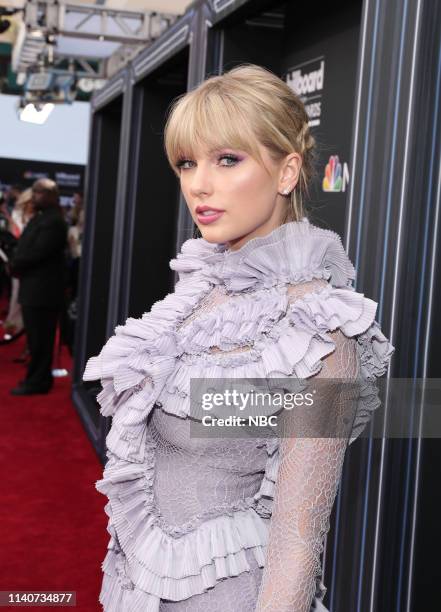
top-left (169, 217), bottom-right (356, 293)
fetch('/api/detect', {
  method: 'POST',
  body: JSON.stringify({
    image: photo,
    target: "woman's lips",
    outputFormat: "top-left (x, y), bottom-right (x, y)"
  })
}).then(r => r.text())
top-left (196, 210), bottom-right (224, 225)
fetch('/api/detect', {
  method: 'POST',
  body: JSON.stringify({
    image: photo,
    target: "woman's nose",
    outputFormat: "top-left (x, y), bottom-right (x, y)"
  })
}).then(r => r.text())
top-left (188, 163), bottom-right (213, 197)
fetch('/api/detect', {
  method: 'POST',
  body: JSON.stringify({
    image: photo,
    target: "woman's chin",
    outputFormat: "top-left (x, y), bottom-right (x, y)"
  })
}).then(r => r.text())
top-left (197, 224), bottom-right (230, 244)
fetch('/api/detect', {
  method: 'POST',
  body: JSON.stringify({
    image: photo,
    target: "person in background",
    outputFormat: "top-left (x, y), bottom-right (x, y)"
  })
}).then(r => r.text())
top-left (3, 189), bottom-right (35, 339)
top-left (0, 192), bottom-right (11, 231)
top-left (0, 192), bottom-right (13, 302)
top-left (67, 207), bottom-right (83, 293)
top-left (70, 191), bottom-right (83, 225)
top-left (63, 207), bottom-right (84, 355)
top-left (10, 188), bottom-right (34, 237)
top-left (5, 184), bottom-right (24, 215)
top-left (9, 178), bottom-right (68, 395)
top-left (60, 191), bottom-right (81, 227)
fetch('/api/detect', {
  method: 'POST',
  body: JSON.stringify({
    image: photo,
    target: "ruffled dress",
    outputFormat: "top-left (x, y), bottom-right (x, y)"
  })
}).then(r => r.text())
top-left (83, 218), bottom-right (395, 612)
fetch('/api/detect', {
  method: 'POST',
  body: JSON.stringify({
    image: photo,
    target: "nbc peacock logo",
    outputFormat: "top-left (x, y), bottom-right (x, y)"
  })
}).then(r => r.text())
top-left (322, 155), bottom-right (343, 191)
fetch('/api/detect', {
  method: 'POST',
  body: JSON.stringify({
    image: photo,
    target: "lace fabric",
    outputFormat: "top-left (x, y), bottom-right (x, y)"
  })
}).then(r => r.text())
top-left (254, 327), bottom-right (360, 612)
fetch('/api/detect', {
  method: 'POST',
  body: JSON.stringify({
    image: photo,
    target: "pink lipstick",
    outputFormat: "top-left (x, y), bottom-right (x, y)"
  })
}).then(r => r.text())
top-left (195, 205), bottom-right (225, 225)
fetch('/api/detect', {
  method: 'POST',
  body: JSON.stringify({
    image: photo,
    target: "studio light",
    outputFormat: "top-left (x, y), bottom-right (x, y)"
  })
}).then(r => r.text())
top-left (19, 102), bottom-right (54, 124)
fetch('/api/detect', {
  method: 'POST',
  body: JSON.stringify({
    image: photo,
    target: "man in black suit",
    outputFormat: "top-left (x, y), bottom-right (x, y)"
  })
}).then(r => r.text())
top-left (10, 179), bottom-right (68, 395)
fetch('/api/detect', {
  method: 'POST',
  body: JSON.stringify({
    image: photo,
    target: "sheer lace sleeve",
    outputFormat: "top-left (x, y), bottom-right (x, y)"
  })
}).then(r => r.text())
top-left (254, 283), bottom-right (360, 612)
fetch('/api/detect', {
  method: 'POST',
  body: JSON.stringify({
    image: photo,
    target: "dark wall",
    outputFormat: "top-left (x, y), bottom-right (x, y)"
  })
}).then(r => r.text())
top-left (0, 157), bottom-right (84, 201)
top-left (123, 51), bottom-right (189, 320)
top-left (281, 1), bottom-right (362, 236)
top-left (84, 95), bottom-right (122, 367)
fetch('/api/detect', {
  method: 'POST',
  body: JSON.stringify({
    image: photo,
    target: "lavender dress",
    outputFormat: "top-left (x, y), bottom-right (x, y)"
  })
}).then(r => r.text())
top-left (83, 219), bottom-right (395, 611)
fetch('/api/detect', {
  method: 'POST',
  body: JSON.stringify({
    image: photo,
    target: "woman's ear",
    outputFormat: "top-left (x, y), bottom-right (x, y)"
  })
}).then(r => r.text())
top-left (278, 152), bottom-right (302, 194)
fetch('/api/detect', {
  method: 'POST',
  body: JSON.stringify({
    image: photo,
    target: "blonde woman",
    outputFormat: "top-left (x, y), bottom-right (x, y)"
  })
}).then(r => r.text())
top-left (83, 64), bottom-right (395, 611)
top-left (11, 188), bottom-right (34, 236)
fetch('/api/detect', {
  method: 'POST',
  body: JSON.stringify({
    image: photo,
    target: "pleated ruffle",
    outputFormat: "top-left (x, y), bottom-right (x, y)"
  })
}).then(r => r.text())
top-left (94, 428), bottom-right (270, 607)
top-left (84, 279), bottom-right (394, 460)
top-left (83, 271), bottom-right (214, 462)
top-left (99, 549), bottom-right (329, 612)
top-left (159, 283), bottom-right (393, 418)
top-left (170, 217), bottom-right (356, 293)
top-left (177, 286), bottom-right (288, 353)
top-left (96, 432), bottom-right (328, 612)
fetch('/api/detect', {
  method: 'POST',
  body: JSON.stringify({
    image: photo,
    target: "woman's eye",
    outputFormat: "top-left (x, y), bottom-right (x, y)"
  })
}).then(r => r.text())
top-left (176, 159), bottom-right (194, 170)
top-left (219, 154), bottom-right (239, 166)
top-left (176, 154), bottom-right (239, 171)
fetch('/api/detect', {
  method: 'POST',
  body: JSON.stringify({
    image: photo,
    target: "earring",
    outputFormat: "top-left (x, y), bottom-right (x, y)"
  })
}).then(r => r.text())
top-left (281, 187), bottom-right (291, 195)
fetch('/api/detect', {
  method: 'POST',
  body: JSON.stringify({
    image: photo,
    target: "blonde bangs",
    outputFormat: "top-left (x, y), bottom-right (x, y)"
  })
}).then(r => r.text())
top-left (164, 84), bottom-right (264, 174)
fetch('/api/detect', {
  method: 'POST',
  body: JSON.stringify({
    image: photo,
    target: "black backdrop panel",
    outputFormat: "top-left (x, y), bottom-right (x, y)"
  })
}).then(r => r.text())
top-left (282, 1), bottom-right (362, 237)
top-left (219, 8), bottom-right (284, 75)
top-left (125, 50), bottom-right (189, 320)
top-left (85, 95), bottom-right (123, 368)
top-left (212, 0), bottom-right (361, 239)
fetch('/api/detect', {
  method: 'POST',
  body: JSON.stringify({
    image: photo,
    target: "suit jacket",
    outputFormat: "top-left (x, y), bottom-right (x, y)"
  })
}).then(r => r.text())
top-left (10, 207), bottom-right (68, 307)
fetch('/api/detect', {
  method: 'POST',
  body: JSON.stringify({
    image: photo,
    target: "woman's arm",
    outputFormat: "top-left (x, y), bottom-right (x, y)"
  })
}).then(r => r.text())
top-left (255, 329), bottom-right (359, 612)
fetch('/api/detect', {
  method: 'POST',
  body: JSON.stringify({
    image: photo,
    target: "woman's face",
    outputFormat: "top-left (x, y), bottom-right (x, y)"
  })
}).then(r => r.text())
top-left (178, 142), bottom-right (300, 251)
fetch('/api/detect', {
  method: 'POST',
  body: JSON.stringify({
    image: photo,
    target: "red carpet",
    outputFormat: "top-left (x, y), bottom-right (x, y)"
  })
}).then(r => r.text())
top-left (0, 329), bottom-right (108, 611)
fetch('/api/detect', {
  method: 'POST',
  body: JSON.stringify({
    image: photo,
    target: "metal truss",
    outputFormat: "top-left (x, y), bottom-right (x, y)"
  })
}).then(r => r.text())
top-left (12, 0), bottom-right (179, 77)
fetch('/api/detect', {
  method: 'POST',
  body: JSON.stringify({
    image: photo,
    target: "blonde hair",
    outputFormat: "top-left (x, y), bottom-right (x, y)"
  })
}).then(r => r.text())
top-left (13, 188), bottom-right (33, 227)
top-left (15, 188), bottom-right (32, 210)
top-left (164, 63), bottom-right (317, 225)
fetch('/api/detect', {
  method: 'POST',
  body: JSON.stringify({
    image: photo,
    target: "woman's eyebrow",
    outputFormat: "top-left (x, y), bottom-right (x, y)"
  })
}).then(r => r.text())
top-left (177, 147), bottom-right (238, 160)
top-left (207, 146), bottom-right (235, 154)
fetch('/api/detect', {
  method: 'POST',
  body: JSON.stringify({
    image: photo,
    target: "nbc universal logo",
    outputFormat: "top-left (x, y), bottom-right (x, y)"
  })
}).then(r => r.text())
top-left (323, 155), bottom-right (350, 192)
top-left (285, 57), bottom-right (324, 127)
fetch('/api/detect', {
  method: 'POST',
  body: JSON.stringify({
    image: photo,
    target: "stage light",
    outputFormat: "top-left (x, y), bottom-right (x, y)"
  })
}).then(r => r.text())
top-left (19, 103), bottom-right (54, 124)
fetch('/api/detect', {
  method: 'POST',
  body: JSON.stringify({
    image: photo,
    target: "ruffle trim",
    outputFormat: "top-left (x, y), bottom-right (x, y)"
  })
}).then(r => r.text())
top-left (99, 549), bottom-right (329, 611)
top-left (84, 270), bottom-right (394, 463)
top-left (95, 430), bottom-right (270, 604)
top-left (96, 431), bottom-right (330, 610)
top-left (82, 271), bottom-right (216, 462)
top-left (176, 286), bottom-right (288, 353)
top-left (170, 218), bottom-right (356, 293)
top-left (83, 271), bottom-right (212, 389)
top-left (347, 321), bottom-right (396, 445)
top-left (82, 218), bottom-right (394, 464)
top-left (93, 306), bottom-right (394, 606)
top-left (356, 319), bottom-right (395, 380)
top-left (99, 560), bottom-right (161, 612)
top-left (159, 284), bottom-right (391, 419)
top-left (286, 284), bottom-right (378, 337)
top-left (252, 438), bottom-right (280, 517)
top-left (169, 234), bottom-right (225, 281)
